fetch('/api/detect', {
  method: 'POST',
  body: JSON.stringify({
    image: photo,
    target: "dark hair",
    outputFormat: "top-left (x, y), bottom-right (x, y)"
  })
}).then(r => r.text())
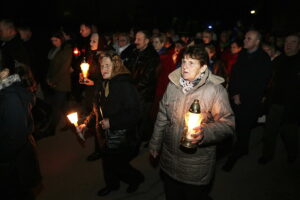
top-left (175, 39), bottom-right (186, 46)
top-left (183, 45), bottom-right (208, 66)
top-left (17, 25), bottom-right (31, 32)
top-left (204, 43), bottom-right (216, 54)
top-left (50, 30), bottom-right (65, 42)
top-left (0, 19), bottom-right (15, 30)
top-left (230, 39), bottom-right (243, 48)
top-left (137, 30), bottom-right (151, 40)
top-left (14, 62), bottom-right (36, 89)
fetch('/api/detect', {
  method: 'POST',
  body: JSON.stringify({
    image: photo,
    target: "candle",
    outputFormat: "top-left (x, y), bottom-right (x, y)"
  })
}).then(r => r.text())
top-left (80, 61), bottom-right (90, 80)
top-left (185, 112), bottom-right (202, 140)
top-left (181, 99), bottom-right (202, 148)
top-left (67, 112), bottom-right (85, 141)
top-left (67, 112), bottom-right (78, 127)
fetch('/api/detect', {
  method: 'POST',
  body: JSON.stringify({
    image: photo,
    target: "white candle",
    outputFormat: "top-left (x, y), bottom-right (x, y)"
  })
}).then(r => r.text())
top-left (185, 112), bottom-right (202, 140)
top-left (80, 62), bottom-right (90, 79)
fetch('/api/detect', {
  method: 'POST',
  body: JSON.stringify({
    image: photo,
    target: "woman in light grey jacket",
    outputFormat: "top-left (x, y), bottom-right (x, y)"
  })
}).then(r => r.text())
top-left (149, 45), bottom-right (235, 200)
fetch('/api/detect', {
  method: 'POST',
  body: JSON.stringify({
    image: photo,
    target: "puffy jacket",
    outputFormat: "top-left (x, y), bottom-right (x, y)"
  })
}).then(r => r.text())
top-left (149, 67), bottom-right (235, 185)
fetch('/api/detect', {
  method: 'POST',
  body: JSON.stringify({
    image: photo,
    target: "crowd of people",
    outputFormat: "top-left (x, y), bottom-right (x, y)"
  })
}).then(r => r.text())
top-left (0, 18), bottom-right (299, 200)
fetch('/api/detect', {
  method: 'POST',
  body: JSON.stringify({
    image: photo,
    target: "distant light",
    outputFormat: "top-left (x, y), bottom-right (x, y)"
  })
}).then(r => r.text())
top-left (250, 10), bottom-right (256, 15)
top-left (73, 48), bottom-right (80, 56)
top-left (208, 25), bottom-right (213, 29)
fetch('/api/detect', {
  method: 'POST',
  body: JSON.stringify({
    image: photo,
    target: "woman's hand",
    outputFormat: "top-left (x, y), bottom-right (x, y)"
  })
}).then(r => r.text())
top-left (77, 124), bottom-right (87, 133)
top-left (150, 149), bottom-right (159, 158)
top-left (149, 149), bottom-right (160, 168)
top-left (190, 125), bottom-right (204, 144)
top-left (79, 73), bottom-right (94, 86)
top-left (47, 79), bottom-right (56, 88)
top-left (100, 118), bottom-right (110, 129)
top-left (233, 94), bottom-right (241, 105)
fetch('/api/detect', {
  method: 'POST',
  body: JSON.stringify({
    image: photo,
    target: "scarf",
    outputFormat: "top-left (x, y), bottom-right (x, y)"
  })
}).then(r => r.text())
top-left (179, 72), bottom-right (204, 94)
top-left (103, 80), bottom-right (110, 97)
top-left (0, 74), bottom-right (21, 90)
top-left (48, 47), bottom-right (61, 60)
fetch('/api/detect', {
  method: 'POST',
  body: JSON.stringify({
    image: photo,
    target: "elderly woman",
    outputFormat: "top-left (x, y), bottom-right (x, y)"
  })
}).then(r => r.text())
top-left (79, 51), bottom-right (144, 196)
top-left (149, 45), bottom-right (235, 200)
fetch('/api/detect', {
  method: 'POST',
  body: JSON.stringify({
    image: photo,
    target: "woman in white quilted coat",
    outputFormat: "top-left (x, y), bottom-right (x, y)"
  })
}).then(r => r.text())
top-left (149, 45), bottom-right (235, 200)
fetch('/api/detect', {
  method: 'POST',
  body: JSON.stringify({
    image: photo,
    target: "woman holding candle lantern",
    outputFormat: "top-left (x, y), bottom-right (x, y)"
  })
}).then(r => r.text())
top-left (149, 45), bottom-right (235, 200)
top-left (78, 51), bottom-right (144, 196)
top-left (79, 32), bottom-right (107, 161)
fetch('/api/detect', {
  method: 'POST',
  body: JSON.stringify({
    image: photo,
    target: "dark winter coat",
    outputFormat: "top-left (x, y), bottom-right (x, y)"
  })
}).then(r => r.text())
top-left (126, 45), bottom-right (160, 103)
top-left (85, 74), bottom-right (140, 151)
top-left (121, 43), bottom-right (135, 67)
top-left (229, 48), bottom-right (272, 104)
top-left (0, 36), bottom-right (30, 70)
top-left (267, 53), bottom-right (300, 122)
top-left (47, 44), bottom-right (72, 92)
top-left (0, 80), bottom-right (41, 189)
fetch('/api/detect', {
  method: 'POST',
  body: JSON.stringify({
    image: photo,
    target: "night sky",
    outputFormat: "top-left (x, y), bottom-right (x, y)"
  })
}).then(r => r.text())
top-left (0, 0), bottom-right (299, 34)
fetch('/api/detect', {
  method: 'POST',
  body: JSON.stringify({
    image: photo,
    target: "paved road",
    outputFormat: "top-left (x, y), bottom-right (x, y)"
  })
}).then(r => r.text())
top-left (36, 125), bottom-right (300, 200)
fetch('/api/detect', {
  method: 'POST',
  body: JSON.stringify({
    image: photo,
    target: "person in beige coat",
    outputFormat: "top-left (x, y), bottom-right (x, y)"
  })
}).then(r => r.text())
top-left (149, 45), bottom-right (235, 200)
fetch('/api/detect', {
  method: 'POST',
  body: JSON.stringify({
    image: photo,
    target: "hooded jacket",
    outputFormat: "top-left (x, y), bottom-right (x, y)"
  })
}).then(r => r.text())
top-left (149, 67), bottom-right (235, 185)
top-left (0, 75), bottom-right (34, 161)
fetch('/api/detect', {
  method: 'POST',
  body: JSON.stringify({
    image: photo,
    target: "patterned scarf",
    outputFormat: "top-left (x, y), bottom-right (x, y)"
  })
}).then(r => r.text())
top-left (179, 73), bottom-right (204, 94)
top-left (0, 74), bottom-right (21, 90)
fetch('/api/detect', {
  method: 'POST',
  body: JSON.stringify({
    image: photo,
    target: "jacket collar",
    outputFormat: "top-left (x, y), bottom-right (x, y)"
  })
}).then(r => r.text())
top-left (168, 67), bottom-right (224, 91)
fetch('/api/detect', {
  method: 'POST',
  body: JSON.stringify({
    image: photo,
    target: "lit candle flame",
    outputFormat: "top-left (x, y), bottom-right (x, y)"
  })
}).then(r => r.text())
top-left (67, 112), bottom-right (78, 127)
top-left (80, 62), bottom-right (90, 79)
top-left (67, 112), bottom-right (86, 141)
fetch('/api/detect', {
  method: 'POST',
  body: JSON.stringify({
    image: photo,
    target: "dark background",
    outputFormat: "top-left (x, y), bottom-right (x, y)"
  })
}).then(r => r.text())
top-left (0, 0), bottom-right (299, 35)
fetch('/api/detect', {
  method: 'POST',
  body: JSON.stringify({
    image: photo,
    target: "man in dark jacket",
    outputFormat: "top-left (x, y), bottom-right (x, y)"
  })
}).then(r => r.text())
top-left (126, 30), bottom-right (160, 143)
top-left (259, 33), bottom-right (300, 164)
top-left (0, 19), bottom-right (31, 69)
top-left (117, 32), bottom-right (135, 67)
top-left (223, 30), bottom-right (272, 171)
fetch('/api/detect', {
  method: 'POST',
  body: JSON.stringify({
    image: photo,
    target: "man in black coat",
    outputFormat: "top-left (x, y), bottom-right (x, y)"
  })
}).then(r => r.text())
top-left (117, 32), bottom-right (135, 67)
top-left (259, 33), bottom-right (300, 164)
top-left (0, 19), bottom-right (31, 70)
top-left (126, 30), bottom-right (160, 143)
top-left (223, 30), bottom-right (272, 171)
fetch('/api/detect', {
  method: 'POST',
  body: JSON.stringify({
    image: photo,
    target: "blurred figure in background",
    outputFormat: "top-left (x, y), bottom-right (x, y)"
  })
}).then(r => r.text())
top-left (223, 30), bottom-right (272, 171)
top-left (79, 32), bottom-right (105, 162)
top-left (259, 33), bottom-right (300, 164)
top-left (46, 31), bottom-right (72, 136)
top-left (126, 30), bottom-right (160, 145)
top-left (0, 65), bottom-right (42, 200)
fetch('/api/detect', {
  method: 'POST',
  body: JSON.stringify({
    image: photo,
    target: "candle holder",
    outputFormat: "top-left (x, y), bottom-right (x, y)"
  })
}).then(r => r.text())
top-left (67, 112), bottom-right (85, 141)
top-left (180, 99), bottom-right (203, 149)
top-left (80, 57), bottom-right (90, 83)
